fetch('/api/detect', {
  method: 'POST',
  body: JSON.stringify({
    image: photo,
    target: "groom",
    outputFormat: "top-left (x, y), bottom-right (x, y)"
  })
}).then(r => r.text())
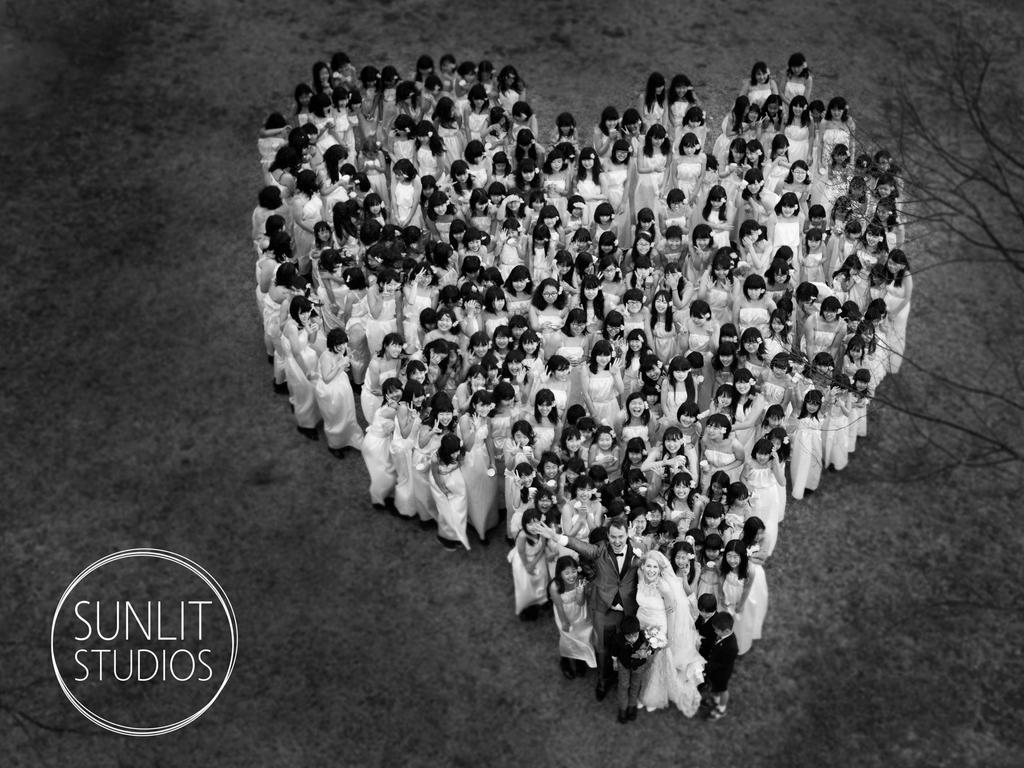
top-left (529, 516), bottom-right (639, 700)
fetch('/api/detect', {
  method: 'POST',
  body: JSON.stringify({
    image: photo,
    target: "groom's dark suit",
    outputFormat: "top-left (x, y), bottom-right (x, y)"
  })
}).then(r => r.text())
top-left (562, 536), bottom-right (640, 685)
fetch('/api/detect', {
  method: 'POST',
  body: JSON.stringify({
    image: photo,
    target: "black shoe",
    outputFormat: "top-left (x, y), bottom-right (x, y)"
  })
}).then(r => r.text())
top-left (626, 706), bottom-right (638, 721)
top-left (418, 518), bottom-right (436, 531)
top-left (297, 426), bottom-right (319, 441)
top-left (273, 380), bottom-right (289, 395)
top-left (329, 448), bottom-right (346, 459)
top-left (560, 658), bottom-right (576, 680)
top-left (617, 709), bottom-right (628, 724)
top-left (477, 534), bottom-right (490, 547)
top-left (574, 660), bottom-right (589, 677)
top-left (436, 535), bottom-right (460, 551)
top-left (519, 605), bottom-right (539, 622)
top-left (595, 682), bottom-right (609, 702)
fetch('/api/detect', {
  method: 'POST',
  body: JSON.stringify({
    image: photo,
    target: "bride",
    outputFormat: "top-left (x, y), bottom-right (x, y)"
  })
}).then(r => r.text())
top-left (636, 550), bottom-right (704, 715)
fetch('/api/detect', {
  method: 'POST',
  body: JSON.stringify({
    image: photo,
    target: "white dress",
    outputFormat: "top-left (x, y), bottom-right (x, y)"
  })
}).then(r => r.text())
top-left (737, 305), bottom-right (771, 338)
top-left (321, 181), bottom-right (349, 222)
top-left (704, 445), bottom-right (740, 483)
top-left (412, 431), bottom-right (440, 522)
top-left (576, 177), bottom-right (604, 225)
top-left (822, 400), bottom-right (850, 471)
top-left (783, 80), bottom-right (806, 103)
top-left (263, 291), bottom-right (288, 385)
top-left (632, 153), bottom-right (668, 222)
top-left (554, 583), bottom-right (597, 666)
top-left (463, 419), bottom-right (499, 539)
top-left (402, 285), bottom-right (434, 354)
top-left (603, 166), bottom-right (631, 244)
top-left (784, 123), bottom-right (811, 164)
top-left (390, 414), bottom-right (419, 517)
top-left (744, 464), bottom-right (783, 558)
top-left (292, 194), bottom-right (322, 273)
top-left (790, 415), bottom-right (823, 499)
top-left (508, 535), bottom-right (550, 614)
top-left (392, 181), bottom-right (422, 230)
top-left (636, 579), bottom-right (703, 716)
top-left (674, 156), bottom-right (703, 203)
top-left (364, 295), bottom-right (399, 357)
top-left (281, 324), bottom-right (321, 429)
top-left (431, 461), bottom-right (470, 549)
top-left (722, 563), bottom-right (767, 655)
top-left (883, 281), bottom-right (911, 374)
top-left (747, 83), bottom-right (772, 109)
top-left (314, 351), bottom-right (363, 451)
top-left (361, 406), bottom-right (398, 505)
top-left (770, 218), bottom-right (802, 260)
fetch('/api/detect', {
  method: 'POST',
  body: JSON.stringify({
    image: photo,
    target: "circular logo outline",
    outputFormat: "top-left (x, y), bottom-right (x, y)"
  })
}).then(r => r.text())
top-left (50, 548), bottom-right (238, 737)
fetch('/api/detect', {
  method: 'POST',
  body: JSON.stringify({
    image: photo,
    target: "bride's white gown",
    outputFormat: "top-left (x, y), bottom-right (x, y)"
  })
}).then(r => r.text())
top-left (636, 578), bottom-right (704, 716)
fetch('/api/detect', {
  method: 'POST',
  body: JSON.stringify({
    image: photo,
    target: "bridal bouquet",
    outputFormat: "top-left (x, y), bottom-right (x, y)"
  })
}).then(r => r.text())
top-left (643, 625), bottom-right (667, 651)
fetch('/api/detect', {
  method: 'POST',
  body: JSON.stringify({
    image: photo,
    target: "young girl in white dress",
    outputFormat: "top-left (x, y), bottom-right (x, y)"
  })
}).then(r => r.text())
top-left (742, 61), bottom-right (778, 110)
top-left (282, 296), bottom-right (325, 439)
top-left (509, 508), bottom-right (556, 618)
top-left (603, 140), bottom-right (633, 244)
top-left (412, 394), bottom-right (457, 526)
top-left (883, 250), bottom-right (912, 374)
top-left (789, 389), bottom-right (824, 499)
top-left (783, 97), bottom-right (814, 166)
top-left (815, 97), bottom-right (856, 173)
top-left (391, 381), bottom-right (426, 518)
top-left (629, 124), bottom-right (671, 224)
top-left (740, 438), bottom-right (786, 558)
top-left (822, 377), bottom-right (853, 472)
top-left (528, 389), bottom-right (561, 455)
top-left (361, 332), bottom-right (405, 423)
top-left (459, 390), bottom-right (500, 543)
top-left (767, 192), bottom-right (805, 265)
top-left (362, 377), bottom-right (403, 507)
top-left (700, 414), bottom-right (746, 487)
top-left (669, 540), bottom-right (702, 619)
top-left (720, 539), bottom-right (759, 655)
top-left (431, 432), bottom-right (471, 550)
top-left (549, 555), bottom-right (597, 677)
top-left (580, 340), bottom-right (623, 429)
top-left (575, 148), bottom-right (607, 226)
top-left (315, 329), bottom-right (363, 457)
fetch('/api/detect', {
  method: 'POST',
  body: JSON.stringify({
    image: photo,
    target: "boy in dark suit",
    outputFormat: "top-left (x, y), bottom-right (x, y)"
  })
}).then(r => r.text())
top-left (609, 616), bottom-right (652, 724)
top-left (702, 612), bottom-right (739, 720)
top-left (695, 593), bottom-right (718, 659)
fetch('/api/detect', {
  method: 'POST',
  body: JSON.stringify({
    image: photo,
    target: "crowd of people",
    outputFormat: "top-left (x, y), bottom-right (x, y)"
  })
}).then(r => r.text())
top-left (251, 51), bottom-right (914, 723)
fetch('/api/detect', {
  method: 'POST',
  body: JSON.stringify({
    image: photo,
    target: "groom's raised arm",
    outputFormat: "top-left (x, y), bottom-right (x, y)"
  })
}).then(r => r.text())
top-left (530, 520), bottom-right (601, 561)
top-left (561, 535), bottom-right (601, 562)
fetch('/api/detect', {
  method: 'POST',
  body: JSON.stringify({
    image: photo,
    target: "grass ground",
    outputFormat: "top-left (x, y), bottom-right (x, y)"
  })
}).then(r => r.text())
top-left (2, 0), bottom-right (1023, 766)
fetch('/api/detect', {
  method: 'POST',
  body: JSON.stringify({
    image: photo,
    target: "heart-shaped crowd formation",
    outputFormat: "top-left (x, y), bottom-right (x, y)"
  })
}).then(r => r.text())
top-left (252, 50), bottom-right (912, 722)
